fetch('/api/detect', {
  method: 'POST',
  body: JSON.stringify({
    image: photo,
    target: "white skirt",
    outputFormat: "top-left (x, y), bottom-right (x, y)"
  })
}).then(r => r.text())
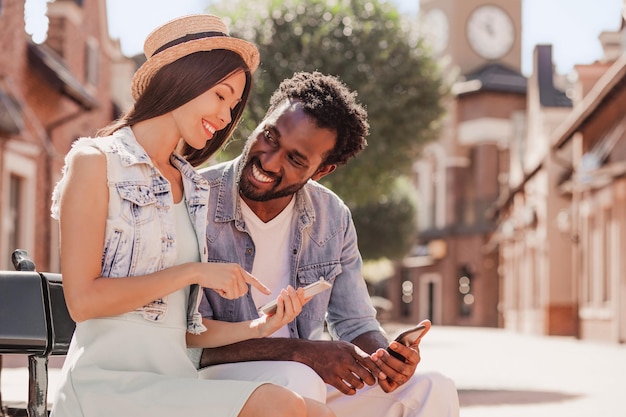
top-left (50, 288), bottom-right (264, 417)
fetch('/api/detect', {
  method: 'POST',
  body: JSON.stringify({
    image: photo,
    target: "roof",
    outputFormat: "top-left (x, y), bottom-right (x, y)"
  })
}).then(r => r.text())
top-left (458, 63), bottom-right (528, 95)
top-left (0, 90), bottom-right (24, 136)
top-left (553, 52), bottom-right (626, 149)
top-left (27, 41), bottom-right (99, 110)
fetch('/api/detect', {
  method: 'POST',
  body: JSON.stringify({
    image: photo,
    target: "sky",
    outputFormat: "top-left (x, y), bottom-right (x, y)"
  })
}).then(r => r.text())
top-left (26, 0), bottom-right (625, 76)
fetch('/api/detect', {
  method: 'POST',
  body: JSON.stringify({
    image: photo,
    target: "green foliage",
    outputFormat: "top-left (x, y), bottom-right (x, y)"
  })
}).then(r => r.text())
top-left (351, 176), bottom-right (418, 260)
top-left (212, 0), bottom-right (445, 205)
top-left (211, 0), bottom-right (444, 259)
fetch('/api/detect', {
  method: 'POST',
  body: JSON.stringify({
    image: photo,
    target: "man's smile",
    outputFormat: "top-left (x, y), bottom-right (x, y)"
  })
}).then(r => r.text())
top-left (251, 163), bottom-right (275, 184)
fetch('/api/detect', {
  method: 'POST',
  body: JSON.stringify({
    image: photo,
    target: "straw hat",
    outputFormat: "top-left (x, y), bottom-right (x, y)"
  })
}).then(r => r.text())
top-left (131, 14), bottom-right (260, 101)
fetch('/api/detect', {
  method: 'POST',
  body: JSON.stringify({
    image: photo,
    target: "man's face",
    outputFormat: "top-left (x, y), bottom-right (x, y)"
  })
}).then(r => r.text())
top-left (238, 100), bottom-right (337, 203)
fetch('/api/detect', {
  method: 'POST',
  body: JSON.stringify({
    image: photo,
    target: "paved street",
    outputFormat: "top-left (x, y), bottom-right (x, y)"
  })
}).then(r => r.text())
top-left (387, 324), bottom-right (626, 417)
top-left (2, 324), bottom-right (626, 416)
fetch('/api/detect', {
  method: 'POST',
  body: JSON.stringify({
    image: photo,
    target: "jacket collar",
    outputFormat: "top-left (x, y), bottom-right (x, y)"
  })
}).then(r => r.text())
top-left (114, 127), bottom-right (208, 188)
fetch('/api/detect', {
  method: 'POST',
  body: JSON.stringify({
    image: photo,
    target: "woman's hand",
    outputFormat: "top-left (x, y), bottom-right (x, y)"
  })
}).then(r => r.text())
top-left (256, 286), bottom-right (306, 336)
top-left (188, 285), bottom-right (306, 348)
top-left (197, 263), bottom-right (270, 299)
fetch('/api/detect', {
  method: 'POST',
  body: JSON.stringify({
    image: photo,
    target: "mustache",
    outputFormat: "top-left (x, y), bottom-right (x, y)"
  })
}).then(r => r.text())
top-left (249, 157), bottom-right (280, 182)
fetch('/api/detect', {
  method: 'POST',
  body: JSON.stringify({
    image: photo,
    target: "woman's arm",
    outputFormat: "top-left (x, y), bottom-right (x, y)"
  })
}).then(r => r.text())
top-left (58, 148), bottom-right (267, 322)
top-left (186, 286), bottom-right (306, 348)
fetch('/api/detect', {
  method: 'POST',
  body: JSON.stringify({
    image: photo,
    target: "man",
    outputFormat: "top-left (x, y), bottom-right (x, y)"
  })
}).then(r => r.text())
top-left (197, 71), bottom-right (459, 417)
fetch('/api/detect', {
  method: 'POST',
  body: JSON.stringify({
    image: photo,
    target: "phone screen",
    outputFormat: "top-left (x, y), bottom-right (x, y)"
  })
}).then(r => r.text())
top-left (395, 325), bottom-right (427, 346)
top-left (386, 320), bottom-right (431, 361)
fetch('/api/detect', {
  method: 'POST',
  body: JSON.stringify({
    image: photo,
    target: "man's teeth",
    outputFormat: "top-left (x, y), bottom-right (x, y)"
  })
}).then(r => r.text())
top-left (202, 120), bottom-right (216, 134)
top-left (252, 164), bottom-right (273, 183)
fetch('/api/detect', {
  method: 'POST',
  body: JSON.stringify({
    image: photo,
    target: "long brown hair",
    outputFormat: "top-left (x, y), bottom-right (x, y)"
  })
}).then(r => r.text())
top-left (98, 49), bottom-right (252, 167)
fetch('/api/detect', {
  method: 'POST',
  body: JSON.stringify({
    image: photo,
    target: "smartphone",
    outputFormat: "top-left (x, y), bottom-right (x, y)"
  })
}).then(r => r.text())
top-left (386, 319), bottom-right (431, 361)
top-left (258, 279), bottom-right (332, 315)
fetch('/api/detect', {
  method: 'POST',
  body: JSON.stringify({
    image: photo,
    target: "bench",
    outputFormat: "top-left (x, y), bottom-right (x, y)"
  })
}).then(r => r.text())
top-left (0, 249), bottom-right (75, 417)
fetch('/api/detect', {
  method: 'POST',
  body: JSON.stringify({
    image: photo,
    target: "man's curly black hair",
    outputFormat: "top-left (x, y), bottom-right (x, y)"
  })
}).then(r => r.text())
top-left (265, 71), bottom-right (369, 166)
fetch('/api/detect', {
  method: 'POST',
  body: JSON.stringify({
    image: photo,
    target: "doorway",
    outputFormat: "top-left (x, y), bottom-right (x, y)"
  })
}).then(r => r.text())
top-left (418, 273), bottom-right (442, 324)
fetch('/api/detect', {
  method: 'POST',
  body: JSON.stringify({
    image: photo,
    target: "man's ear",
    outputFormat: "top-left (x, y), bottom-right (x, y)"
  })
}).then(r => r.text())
top-left (312, 164), bottom-right (337, 181)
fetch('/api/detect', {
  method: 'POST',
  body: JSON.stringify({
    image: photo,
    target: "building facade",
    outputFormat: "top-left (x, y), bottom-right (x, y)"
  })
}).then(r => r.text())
top-left (0, 0), bottom-right (133, 272)
top-left (494, 8), bottom-right (626, 343)
top-left (399, 0), bottom-right (626, 344)
top-left (392, 0), bottom-right (526, 328)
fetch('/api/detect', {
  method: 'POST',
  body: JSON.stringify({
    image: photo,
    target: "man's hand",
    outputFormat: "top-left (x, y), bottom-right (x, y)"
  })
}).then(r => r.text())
top-left (298, 340), bottom-right (383, 395)
top-left (370, 341), bottom-right (421, 393)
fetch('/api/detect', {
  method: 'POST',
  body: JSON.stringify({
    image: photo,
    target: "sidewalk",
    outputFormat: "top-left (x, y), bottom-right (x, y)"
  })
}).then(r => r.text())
top-left (386, 323), bottom-right (626, 417)
top-left (2, 325), bottom-right (626, 416)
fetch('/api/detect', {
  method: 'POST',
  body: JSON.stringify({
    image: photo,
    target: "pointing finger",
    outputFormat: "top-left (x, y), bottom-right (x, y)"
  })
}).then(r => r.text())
top-left (243, 271), bottom-right (271, 295)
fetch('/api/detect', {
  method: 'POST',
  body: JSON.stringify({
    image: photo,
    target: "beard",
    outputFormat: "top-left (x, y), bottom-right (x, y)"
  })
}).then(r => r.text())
top-left (238, 157), bottom-right (308, 202)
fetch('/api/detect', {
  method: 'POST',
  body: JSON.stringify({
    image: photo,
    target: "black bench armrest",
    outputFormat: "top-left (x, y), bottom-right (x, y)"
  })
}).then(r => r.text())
top-left (0, 250), bottom-right (75, 417)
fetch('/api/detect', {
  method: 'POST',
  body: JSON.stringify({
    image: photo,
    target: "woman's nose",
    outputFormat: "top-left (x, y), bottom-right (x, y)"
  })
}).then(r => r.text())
top-left (219, 106), bottom-right (232, 128)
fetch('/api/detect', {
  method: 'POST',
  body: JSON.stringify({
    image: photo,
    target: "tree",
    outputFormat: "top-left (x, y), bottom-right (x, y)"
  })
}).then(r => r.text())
top-left (213, 0), bottom-right (444, 201)
top-left (351, 176), bottom-right (418, 260)
top-left (212, 0), bottom-right (445, 259)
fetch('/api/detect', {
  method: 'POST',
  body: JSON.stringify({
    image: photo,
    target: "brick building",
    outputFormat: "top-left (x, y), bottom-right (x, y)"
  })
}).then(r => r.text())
top-left (399, 0), bottom-right (626, 344)
top-left (0, 0), bottom-right (133, 272)
top-left (394, 0), bottom-right (526, 328)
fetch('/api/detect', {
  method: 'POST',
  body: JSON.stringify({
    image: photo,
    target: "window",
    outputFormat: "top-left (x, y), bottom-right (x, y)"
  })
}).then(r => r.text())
top-left (1, 152), bottom-right (36, 269)
top-left (581, 204), bottom-right (616, 318)
top-left (85, 37), bottom-right (99, 86)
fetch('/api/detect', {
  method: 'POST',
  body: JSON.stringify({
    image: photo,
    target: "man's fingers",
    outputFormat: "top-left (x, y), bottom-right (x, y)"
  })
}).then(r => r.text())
top-left (352, 357), bottom-right (378, 386)
top-left (332, 378), bottom-right (357, 396)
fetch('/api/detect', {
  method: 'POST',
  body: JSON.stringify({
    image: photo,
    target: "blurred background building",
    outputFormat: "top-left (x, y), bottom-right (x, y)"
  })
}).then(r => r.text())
top-left (398, 0), bottom-right (626, 344)
top-left (0, 0), bottom-right (134, 272)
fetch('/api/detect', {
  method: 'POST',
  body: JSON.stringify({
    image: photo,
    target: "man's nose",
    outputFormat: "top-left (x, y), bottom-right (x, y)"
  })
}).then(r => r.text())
top-left (261, 151), bottom-right (282, 173)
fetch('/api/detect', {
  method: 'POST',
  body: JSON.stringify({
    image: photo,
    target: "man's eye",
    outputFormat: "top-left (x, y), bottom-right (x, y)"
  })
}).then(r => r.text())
top-left (264, 129), bottom-right (275, 143)
top-left (288, 155), bottom-right (304, 167)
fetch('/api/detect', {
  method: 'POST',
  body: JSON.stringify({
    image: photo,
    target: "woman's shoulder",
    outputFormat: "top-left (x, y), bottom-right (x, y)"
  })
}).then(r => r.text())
top-left (64, 137), bottom-right (106, 165)
top-left (65, 142), bottom-right (107, 178)
top-left (66, 133), bottom-right (115, 157)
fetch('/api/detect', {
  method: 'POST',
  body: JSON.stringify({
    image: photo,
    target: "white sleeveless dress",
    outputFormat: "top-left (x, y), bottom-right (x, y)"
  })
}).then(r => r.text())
top-left (51, 200), bottom-right (264, 417)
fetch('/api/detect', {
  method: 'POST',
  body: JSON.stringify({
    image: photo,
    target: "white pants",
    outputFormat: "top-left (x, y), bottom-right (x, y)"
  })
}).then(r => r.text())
top-left (199, 361), bottom-right (459, 417)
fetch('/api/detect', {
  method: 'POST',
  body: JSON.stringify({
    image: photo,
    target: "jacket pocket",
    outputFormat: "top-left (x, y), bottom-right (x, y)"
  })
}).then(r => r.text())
top-left (117, 183), bottom-right (157, 225)
top-left (296, 262), bottom-right (341, 321)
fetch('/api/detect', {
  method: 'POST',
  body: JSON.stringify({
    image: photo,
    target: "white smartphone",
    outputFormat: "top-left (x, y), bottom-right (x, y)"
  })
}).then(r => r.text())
top-left (258, 279), bottom-right (332, 315)
top-left (387, 319), bottom-right (431, 361)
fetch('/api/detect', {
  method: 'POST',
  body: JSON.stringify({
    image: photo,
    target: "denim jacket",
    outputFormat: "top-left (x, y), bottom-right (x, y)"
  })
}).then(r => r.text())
top-left (198, 157), bottom-right (381, 342)
top-left (51, 127), bottom-right (208, 334)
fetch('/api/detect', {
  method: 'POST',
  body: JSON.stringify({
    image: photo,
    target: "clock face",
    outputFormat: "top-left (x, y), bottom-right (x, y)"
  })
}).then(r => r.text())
top-left (421, 8), bottom-right (449, 55)
top-left (466, 5), bottom-right (514, 60)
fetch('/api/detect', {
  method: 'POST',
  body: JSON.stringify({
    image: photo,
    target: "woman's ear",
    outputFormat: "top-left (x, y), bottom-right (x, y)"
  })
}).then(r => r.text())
top-left (311, 164), bottom-right (337, 181)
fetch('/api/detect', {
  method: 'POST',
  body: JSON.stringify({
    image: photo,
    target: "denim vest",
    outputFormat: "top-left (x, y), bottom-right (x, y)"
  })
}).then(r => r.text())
top-left (198, 157), bottom-right (381, 342)
top-left (51, 127), bottom-right (208, 334)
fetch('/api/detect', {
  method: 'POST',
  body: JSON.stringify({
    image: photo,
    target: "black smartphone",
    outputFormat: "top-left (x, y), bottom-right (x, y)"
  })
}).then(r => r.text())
top-left (386, 320), bottom-right (431, 361)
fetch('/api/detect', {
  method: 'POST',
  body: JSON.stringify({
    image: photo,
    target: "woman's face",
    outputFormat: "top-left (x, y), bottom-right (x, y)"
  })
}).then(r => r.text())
top-left (171, 70), bottom-right (247, 150)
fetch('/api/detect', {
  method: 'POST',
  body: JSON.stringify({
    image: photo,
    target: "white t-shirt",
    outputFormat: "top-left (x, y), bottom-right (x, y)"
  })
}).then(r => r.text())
top-left (240, 197), bottom-right (295, 338)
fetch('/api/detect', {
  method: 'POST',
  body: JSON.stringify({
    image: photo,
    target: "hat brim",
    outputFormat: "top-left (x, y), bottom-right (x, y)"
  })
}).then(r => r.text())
top-left (131, 37), bottom-right (260, 101)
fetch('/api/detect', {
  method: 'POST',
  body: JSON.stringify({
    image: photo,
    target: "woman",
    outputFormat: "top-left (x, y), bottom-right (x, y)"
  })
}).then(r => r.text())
top-left (50, 14), bottom-right (334, 417)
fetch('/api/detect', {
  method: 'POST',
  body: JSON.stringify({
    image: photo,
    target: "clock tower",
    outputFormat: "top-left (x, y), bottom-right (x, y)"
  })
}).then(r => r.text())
top-left (396, 0), bottom-right (526, 328)
top-left (419, 0), bottom-right (522, 73)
